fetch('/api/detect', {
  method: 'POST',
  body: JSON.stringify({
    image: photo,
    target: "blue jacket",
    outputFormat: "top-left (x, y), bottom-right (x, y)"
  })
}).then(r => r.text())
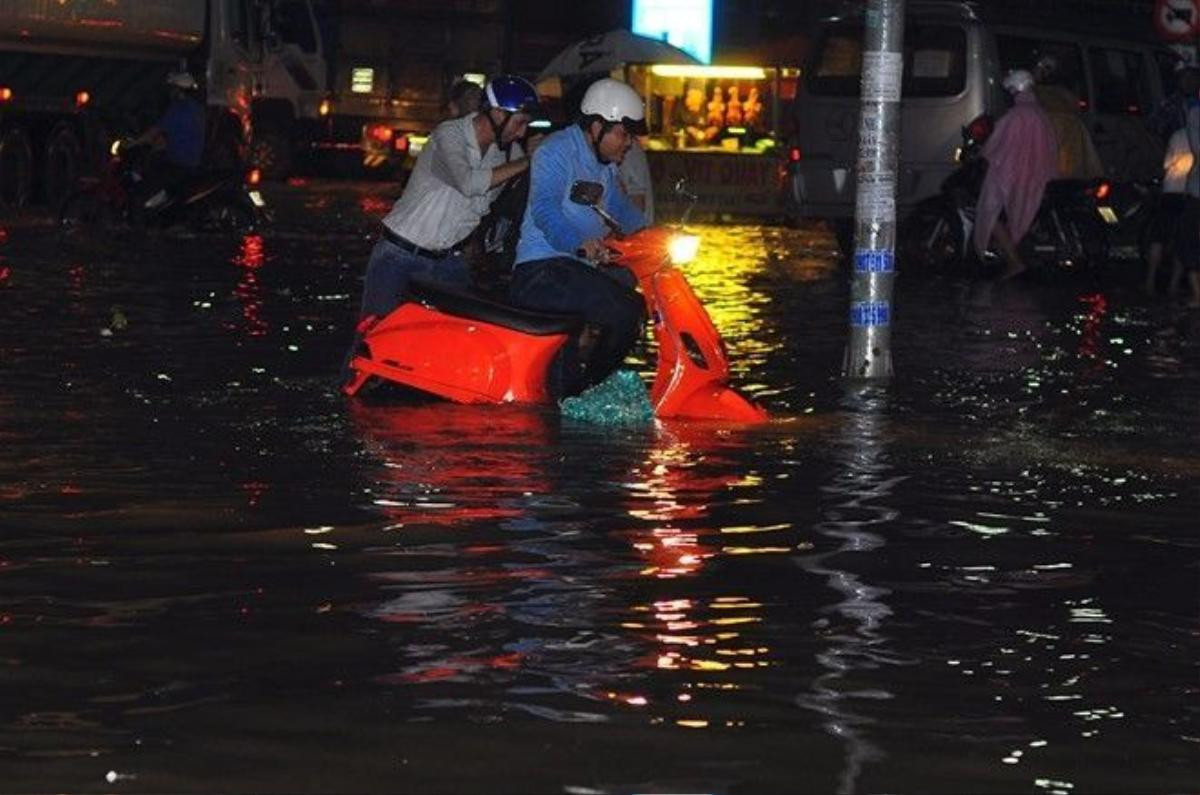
top-left (515, 124), bottom-right (645, 266)
top-left (158, 96), bottom-right (205, 169)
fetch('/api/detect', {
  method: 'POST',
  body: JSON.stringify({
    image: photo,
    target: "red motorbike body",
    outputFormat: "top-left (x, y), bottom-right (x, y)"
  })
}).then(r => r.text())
top-left (343, 226), bottom-right (767, 424)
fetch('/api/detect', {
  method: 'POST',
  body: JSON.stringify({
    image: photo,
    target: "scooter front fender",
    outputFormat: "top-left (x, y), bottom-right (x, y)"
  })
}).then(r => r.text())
top-left (657, 381), bottom-right (769, 423)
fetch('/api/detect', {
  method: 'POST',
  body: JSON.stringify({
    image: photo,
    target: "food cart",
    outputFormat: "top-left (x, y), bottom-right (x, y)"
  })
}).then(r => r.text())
top-left (624, 63), bottom-right (800, 220)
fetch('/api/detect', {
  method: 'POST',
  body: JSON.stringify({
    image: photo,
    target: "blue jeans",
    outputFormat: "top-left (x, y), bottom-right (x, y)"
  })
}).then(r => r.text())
top-left (509, 257), bottom-right (645, 390)
top-left (357, 237), bottom-right (471, 319)
top-left (342, 236), bottom-right (472, 383)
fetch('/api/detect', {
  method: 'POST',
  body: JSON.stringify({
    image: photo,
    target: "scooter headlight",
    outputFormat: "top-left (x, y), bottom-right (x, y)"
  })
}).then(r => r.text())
top-left (668, 234), bottom-right (700, 265)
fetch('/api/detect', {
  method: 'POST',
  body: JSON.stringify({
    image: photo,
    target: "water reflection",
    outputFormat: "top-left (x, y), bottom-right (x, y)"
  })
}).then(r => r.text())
top-left (229, 233), bottom-right (267, 338)
top-left (797, 387), bottom-right (902, 794)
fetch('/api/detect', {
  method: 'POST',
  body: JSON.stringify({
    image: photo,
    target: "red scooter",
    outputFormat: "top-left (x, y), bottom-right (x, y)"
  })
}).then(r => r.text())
top-left (342, 181), bottom-right (767, 424)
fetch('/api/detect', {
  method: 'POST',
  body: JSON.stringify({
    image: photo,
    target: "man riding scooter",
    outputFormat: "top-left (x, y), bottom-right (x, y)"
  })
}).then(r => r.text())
top-left (509, 77), bottom-right (648, 395)
top-left (125, 70), bottom-right (206, 211)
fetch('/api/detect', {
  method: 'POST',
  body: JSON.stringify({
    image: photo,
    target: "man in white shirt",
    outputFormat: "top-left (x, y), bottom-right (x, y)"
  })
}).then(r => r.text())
top-left (619, 135), bottom-right (654, 224)
top-left (353, 75), bottom-right (540, 323)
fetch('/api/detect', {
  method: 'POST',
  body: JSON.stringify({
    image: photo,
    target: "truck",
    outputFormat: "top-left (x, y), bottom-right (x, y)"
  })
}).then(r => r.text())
top-left (250, 0), bottom-right (449, 179)
top-left (0, 0), bottom-right (270, 210)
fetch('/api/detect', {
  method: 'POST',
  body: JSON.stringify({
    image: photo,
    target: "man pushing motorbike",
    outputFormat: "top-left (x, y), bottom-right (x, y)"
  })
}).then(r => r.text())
top-left (342, 75), bottom-right (540, 380)
top-left (509, 77), bottom-right (648, 394)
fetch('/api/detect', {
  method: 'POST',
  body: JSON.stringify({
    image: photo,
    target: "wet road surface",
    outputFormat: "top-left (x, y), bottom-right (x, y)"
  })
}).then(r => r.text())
top-left (0, 182), bottom-right (1197, 793)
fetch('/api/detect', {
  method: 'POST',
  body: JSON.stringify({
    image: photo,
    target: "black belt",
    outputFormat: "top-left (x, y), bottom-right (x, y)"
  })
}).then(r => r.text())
top-left (380, 225), bottom-right (454, 260)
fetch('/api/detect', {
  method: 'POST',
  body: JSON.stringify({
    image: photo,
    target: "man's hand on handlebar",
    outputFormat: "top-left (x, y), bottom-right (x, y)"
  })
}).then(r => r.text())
top-left (578, 238), bottom-right (615, 264)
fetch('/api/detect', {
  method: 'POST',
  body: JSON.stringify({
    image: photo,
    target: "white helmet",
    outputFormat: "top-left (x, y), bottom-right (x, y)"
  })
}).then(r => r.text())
top-left (166, 71), bottom-right (198, 91)
top-left (1002, 69), bottom-right (1034, 95)
top-left (580, 78), bottom-right (647, 134)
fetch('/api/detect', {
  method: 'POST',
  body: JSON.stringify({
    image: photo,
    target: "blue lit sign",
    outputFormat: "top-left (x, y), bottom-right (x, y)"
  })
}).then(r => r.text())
top-left (631, 0), bottom-right (713, 64)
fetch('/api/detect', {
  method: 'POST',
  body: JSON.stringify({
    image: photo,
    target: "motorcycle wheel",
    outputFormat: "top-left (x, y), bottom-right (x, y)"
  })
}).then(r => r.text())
top-left (196, 197), bottom-right (258, 233)
top-left (58, 188), bottom-right (111, 240)
top-left (899, 203), bottom-right (965, 274)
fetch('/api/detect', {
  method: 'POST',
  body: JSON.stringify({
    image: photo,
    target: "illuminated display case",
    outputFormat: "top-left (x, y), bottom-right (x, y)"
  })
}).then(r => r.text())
top-left (626, 64), bottom-right (799, 155)
top-left (619, 63), bottom-right (799, 219)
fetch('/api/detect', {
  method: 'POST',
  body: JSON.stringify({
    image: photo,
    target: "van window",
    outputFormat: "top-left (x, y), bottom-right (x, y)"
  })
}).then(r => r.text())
top-left (995, 35), bottom-right (1088, 109)
top-left (1089, 47), bottom-right (1154, 115)
top-left (808, 23), bottom-right (967, 98)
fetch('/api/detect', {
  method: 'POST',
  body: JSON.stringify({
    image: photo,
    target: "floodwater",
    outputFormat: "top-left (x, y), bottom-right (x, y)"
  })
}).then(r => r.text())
top-left (0, 182), bottom-right (1197, 794)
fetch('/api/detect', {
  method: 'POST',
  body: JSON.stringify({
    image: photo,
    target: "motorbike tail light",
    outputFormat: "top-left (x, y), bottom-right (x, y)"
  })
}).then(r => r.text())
top-left (0, 86), bottom-right (12, 102)
top-left (1093, 181), bottom-right (1111, 200)
top-left (246, 168), bottom-right (262, 187)
top-left (368, 124), bottom-right (393, 143)
top-left (965, 114), bottom-right (993, 143)
top-left (75, 90), bottom-right (90, 108)
top-left (393, 134), bottom-right (410, 153)
top-left (788, 146), bottom-right (802, 163)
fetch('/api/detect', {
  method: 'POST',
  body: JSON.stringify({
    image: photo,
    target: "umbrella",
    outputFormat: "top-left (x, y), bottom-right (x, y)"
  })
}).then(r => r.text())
top-left (537, 29), bottom-right (699, 82)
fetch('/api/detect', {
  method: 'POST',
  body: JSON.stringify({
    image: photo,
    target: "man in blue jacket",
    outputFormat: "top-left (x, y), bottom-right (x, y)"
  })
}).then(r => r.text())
top-left (510, 78), bottom-right (648, 393)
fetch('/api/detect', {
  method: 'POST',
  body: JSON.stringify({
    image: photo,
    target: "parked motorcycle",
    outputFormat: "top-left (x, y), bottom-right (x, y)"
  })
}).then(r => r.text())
top-left (58, 142), bottom-right (267, 236)
top-left (899, 113), bottom-right (1114, 280)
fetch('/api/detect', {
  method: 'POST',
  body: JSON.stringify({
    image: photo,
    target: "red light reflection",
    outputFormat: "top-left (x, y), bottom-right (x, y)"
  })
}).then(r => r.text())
top-left (359, 196), bottom-right (392, 215)
top-left (230, 234), bottom-right (267, 337)
top-left (350, 403), bottom-right (554, 527)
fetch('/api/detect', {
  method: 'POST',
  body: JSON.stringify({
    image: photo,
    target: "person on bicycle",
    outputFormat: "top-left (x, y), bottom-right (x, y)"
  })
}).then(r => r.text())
top-left (127, 70), bottom-right (206, 208)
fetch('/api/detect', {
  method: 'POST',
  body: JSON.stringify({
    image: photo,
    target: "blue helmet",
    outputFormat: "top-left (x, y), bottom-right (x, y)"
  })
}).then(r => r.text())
top-left (484, 75), bottom-right (540, 114)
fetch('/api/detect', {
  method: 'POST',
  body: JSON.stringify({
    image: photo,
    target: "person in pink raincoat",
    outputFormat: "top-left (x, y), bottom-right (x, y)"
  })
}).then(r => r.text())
top-left (972, 69), bottom-right (1060, 279)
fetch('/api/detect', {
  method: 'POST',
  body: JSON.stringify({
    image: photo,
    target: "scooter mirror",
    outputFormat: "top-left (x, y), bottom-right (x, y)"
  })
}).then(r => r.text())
top-left (569, 180), bottom-right (603, 207)
top-left (673, 178), bottom-right (697, 201)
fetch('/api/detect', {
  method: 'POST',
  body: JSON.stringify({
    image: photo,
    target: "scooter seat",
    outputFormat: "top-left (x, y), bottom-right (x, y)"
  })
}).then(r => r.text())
top-left (404, 278), bottom-right (583, 336)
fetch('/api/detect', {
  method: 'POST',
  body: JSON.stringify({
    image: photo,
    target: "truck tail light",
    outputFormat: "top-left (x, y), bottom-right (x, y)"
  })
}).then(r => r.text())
top-left (368, 124), bottom-right (393, 143)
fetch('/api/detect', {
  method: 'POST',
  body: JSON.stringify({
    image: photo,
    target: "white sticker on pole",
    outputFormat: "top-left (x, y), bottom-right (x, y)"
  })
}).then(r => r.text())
top-left (856, 175), bottom-right (896, 218)
top-left (862, 51), bottom-right (903, 102)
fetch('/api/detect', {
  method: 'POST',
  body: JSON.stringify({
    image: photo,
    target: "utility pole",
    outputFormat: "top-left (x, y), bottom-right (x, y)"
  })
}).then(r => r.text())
top-left (843, 0), bottom-right (905, 380)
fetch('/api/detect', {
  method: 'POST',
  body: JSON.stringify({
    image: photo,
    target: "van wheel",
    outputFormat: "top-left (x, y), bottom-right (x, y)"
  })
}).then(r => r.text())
top-left (0, 127), bottom-right (34, 210)
top-left (44, 124), bottom-right (83, 209)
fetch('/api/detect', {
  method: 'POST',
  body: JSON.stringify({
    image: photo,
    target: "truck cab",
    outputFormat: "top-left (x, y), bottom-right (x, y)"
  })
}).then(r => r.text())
top-left (249, 0), bottom-right (443, 180)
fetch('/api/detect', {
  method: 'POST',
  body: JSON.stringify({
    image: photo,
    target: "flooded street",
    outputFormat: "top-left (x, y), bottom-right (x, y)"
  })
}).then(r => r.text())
top-left (0, 181), bottom-right (1197, 794)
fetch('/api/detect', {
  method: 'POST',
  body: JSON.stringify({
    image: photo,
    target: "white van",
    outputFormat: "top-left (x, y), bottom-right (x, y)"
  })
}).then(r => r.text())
top-left (787, 1), bottom-right (1175, 227)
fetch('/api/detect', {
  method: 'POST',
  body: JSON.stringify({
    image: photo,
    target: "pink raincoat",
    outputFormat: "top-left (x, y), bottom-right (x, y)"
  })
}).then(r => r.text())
top-left (972, 90), bottom-right (1059, 256)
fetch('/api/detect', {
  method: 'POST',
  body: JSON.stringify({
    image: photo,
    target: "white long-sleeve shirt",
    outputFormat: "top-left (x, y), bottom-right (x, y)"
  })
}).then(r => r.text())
top-left (381, 113), bottom-right (522, 250)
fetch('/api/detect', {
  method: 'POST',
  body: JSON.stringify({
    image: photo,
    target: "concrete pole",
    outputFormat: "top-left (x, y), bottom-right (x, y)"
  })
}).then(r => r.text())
top-left (843, 0), bottom-right (905, 380)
